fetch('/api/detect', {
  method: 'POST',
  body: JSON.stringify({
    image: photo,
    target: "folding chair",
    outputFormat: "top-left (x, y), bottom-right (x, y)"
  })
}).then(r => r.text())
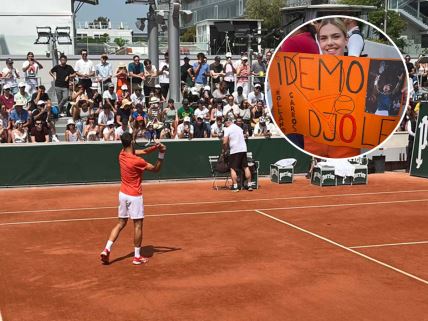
top-left (208, 155), bottom-right (230, 190)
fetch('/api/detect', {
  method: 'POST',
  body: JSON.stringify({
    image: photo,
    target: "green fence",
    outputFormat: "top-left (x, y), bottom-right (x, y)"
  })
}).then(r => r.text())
top-left (0, 137), bottom-right (311, 187)
top-left (410, 103), bottom-right (428, 179)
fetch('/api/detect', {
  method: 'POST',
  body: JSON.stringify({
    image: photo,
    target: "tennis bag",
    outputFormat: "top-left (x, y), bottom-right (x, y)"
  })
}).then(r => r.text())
top-left (215, 151), bottom-right (230, 173)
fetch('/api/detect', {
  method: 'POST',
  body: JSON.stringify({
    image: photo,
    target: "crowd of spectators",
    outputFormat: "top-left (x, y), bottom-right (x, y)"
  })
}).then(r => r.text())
top-left (0, 49), bottom-right (279, 144)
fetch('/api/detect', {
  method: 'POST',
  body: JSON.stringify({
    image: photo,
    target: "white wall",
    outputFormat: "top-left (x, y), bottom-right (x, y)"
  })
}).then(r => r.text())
top-left (0, 0), bottom-right (74, 55)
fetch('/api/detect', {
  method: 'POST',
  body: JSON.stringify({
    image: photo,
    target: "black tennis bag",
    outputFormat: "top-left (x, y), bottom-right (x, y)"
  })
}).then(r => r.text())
top-left (215, 151), bottom-right (230, 173)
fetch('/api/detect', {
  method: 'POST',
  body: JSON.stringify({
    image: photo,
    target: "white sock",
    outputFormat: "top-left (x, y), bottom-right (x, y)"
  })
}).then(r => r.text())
top-left (105, 240), bottom-right (113, 251)
top-left (233, 183), bottom-right (238, 188)
top-left (134, 247), bottom-right (141, 257)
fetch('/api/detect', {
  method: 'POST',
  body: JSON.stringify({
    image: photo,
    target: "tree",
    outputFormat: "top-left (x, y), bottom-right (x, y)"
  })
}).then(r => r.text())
top-left (92, 16), bottom-right (110, 28)
top-left (340, 0), bottom-right (407, 50)
top-left (114, 37), bottom-right (128, 48)
top-left (246, 0), bottom-right (284, 48)
top-left (181, 26), bottom-right (196, 42)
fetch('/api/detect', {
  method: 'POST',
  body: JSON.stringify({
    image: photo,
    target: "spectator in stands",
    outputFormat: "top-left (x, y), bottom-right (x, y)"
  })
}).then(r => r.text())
top-left (131, 115), bottom-right (146, 141)
top-left (11, 120), bottom-right (28, 143)
top-left (118, 84), bottom-right (131, 107)
top-left (115, 117), bottom-right (131, 140)
top-left (158, 51), bottom-right (170, 98)
top-left (116, 99), bottom-right (132, 126)
top-left (71, 83), bottom-right (86, 105)
top-left (265, 51), bottom-right (272, 65)
top-left (251, 53), bottom-right (266, 90)
top-left (239, 99), bottom-right (252, 129)
top-left (212, 81), bottom-right (228, 101)
top-left (147, 97), bottom-right (162, 123)
top-left (131, 102), bottom-right (147, 125)
top-left (177, 116), bottom-right (194, 139)
top-left (73, 95), bottom-right (93, 135)
top-left (143, 59), bottom-right (157, 104)
top-left (115, 63), bottom-right (129, 97)
top-left (412, 80), bottom-right (422, 101)
top-left (74, 49), bottom-right (95, 98)
top-left (201, 85), bottom-right (213, 107)
top-left (103, 119), bottom-right (116, 141)
top-left (30, 85), bottom-right (50, 112)
top-left (95, 54), bottom-right (113, 92)
top-left (9, 98), bottom-right (30, 129)
top-left (194, 99), bottom-right (211, 134)
top-left (193, 115), bottom-right (209, 138)
top-left (162, 98), bottom-right (177, 136)
top-left (210, 98), bottom-right (224, 123)
top-left (233, 86), bottom-right (246, 106)
top-left (103, 83), bottom-right (117, 112)
top-left (192, 52), bottom-right (210, 90)
top-left (248, 83), bottom-right (265, 107)
top-left (30, 119), bottom-right (49, 143)
top-left (90, 83), bottom-right (102, 115)
top-left (130, 84), bottom-right (145, 108)
top-left (236, 56), bottom-right (250, 96)
top-left (2, 58), bottom-right (20, 94)
top-left (210, 56), bottom-right (224, 90)
top-left (50, 54), bottom-right (75, 116)
top-left (0, 104), bottom-right (11, 143)
top-left (223, 52), bottom-right (236, 94)
top-left (405, 55), bottom-right (416, 80)
top-left (153, 84), bottom-right (166, 105)
top-left (31, 87), bottom-right (59, 142)
top-left (159, 122), bottom-right (173, 139)
top-left (0, 84), bottom-right (15, 112)
top-left (83, 116), bottom-right (99, 141)
top-left (98, 105), bottom-right (115, 134)
top-left (177, 98), bottom-right (194, 122)
top-left (22, 52), bottom-right (43, 95)
top-left (181, 56), bottom-right (194, 88)
top-left (14, 82), bottom-right (31, 111)
top-left (223, 94), bottom-right (240, 120)
top-left (211, 116), bottom-right (224, 138)
top-left (235, 116), bottom-right (250, 139)
top-left (128, 55), bottom-right (145, 92)
top-left (251, 100), bottom-right (265, 130)
top-left (65, 119), bottom-right (82, 142)
top-left (253, 116), bottom-right (278, 138)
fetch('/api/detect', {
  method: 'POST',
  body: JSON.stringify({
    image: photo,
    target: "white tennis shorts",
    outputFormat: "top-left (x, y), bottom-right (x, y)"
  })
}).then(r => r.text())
top-left (118, 192), bottom-right (144, 219)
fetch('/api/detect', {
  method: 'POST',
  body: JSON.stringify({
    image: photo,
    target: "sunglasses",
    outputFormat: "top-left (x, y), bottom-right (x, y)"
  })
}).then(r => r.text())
top-left (36, 122), bottom-right (42, 125)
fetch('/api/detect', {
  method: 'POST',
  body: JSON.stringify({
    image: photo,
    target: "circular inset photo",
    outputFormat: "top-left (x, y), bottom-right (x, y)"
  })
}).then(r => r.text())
top-left (266, 15), bottom-right (409, 159)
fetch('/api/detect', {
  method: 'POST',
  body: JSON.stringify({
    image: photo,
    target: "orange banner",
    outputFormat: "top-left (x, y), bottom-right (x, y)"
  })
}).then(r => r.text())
top-left (270, 52), bottom-right (407, 149)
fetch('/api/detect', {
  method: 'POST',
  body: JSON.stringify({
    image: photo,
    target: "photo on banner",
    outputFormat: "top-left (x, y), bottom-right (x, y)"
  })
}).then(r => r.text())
top-left (266, 15), bottom-right (409, 159)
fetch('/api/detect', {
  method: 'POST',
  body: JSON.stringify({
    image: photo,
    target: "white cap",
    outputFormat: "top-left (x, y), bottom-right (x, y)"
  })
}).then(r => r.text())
top-left (121, 84), bottom-right (128, 90)
top-left (106, 120), bottom-right (115, 126)
top-left (67, 119), bottom-right (75, 125)
top-left (254, 83), bottom-right (261, 88)
top-left (204, 85), bottom-right (211, 91)
top-left (155, 84), bottom-right (161, 88)
top-left (226, 52), bottom-right (232, 58)
top-left (18, 82), bottom-right (26, 88)
top-left (3, 84), bottom-right (11, 89)
top-left (183, 116), bottom-right (191, 122)
top-left (241, 56), bottom-right (248, 61)
top-left (37, 100), bottom-right (46, 105)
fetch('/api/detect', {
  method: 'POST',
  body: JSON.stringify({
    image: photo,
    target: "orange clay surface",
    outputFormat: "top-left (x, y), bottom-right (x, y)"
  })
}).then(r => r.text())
top-left (0, 172), bottom-right (427, 321)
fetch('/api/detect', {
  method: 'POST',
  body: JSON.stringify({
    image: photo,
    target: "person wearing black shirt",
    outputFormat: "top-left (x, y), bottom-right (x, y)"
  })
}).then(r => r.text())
top-left (210, 56), bottom-right (224, 89)
top-left (128, 55), bottom-right (144, 92)
top-left (181, 56), bottom-right (193, 87)
top-left (193, 115), bottom-right (209, 138)
top-left (49, 55), bottom-right (75, 115)
top-left (404, 55), bottom-right (416, 79)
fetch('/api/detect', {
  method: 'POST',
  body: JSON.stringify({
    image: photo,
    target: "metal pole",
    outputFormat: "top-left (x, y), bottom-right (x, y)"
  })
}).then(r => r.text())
top-left (168, 0), bottom-right (181, 103)
top-left (384, 0), bottom-right (388, 34)
top-left (147, 4), bottom-right (159, 71)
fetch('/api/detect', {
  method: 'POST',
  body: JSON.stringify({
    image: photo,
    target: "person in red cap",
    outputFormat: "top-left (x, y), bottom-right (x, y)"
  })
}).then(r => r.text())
top-left (100, 133), bottom-right (166, 265)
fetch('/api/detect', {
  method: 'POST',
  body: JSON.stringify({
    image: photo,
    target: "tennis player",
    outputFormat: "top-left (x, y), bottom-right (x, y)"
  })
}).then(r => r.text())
top-left (100, 132), bottom-right (166, 265)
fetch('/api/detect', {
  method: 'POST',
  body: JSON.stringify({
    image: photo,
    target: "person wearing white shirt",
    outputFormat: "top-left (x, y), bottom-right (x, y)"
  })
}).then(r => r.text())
top-left (252, 116), bottom-right (279, 137)
top-left (75, 49), bottom-right (95, 97)
top-left (103, 84), bottom-right (118, 112)
top-left (233, 86), bottom-right (247, 106)
top-left (223, 52), bottom-right (236, 94)
top-left (22, 52), bottom-right (42, 94)
top-left (223, 95), bottom-right (240, 119)
top-left (130, 85), bottom-right (145, 107)
top-left (344, 19), bottom-right (364, 57)
top-left (247, 83), bottom-right (265, 107)
top-left (176, 116), bottom-right (194, 139)
top-left (115, 121), bottom-right (132, 140)
top-left (95, 54), bottom-right (113, 91)
top-left (222, 118), bottom-right (253, 191)
top-left (158, 52), bottom-right (170, 98)
top-left (3, 58), bottom-right (20, 94)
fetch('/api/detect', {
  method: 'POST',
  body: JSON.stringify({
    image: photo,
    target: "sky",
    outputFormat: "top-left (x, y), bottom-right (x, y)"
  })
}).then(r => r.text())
top-left (74, 0), bottom-right (149, 32)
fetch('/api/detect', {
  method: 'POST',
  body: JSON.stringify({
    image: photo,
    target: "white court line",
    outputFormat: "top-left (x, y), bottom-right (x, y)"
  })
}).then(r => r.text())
top-left (254, 210), bottom-right (428, 285)
top-left (349, 241), bottom-right (428, 249)
top-left (2, 189), bottom-right (428, 216)
top-left (1, 198), bottom-right (428, 227)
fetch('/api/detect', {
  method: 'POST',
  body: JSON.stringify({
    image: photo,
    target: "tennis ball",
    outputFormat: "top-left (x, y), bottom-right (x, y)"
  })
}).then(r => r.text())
top-left (334, 95), bottom-right (355, 114)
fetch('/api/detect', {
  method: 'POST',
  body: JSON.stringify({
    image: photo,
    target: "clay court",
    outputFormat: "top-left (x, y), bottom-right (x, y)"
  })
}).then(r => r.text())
top-left (0, 172), bottom-right (427, 321)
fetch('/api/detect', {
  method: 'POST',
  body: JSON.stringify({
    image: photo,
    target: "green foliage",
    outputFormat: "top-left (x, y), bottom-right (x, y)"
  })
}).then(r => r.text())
top-left (181, 26), bottom-right (196, 42)
top-left (114, 37), bottom-right (128, 48)
top-left (93, 16), bottom-right (110, 27)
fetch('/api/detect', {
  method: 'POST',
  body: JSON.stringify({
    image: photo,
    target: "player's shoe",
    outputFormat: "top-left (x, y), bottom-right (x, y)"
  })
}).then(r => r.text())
top-left (230, 186), bottom-right (240, 192)
top-left (246, 185), bottom-right (253, 192)
top-left (100, 248), bottom-right (110, 264)
top-left (132, 256), bottom-right (149, 265)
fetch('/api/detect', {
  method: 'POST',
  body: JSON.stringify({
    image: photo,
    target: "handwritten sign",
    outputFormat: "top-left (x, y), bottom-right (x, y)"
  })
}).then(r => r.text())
top-left (270, 53), bottom-right (407, 149)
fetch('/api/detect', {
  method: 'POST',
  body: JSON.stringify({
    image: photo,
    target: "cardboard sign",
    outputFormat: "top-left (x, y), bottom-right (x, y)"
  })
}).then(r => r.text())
top-left (270, 52), bottom-right (407, 149)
